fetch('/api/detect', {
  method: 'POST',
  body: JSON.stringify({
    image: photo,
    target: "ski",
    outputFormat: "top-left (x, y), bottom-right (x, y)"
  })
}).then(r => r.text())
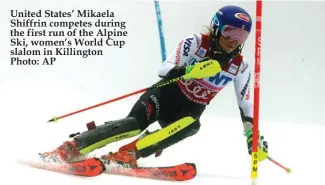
top-left (20, 157), bottom-right (196, 181)
top-left (20, 158), bottom-right (105, 177)
top-left (105, 161), bottom-right (196, 181)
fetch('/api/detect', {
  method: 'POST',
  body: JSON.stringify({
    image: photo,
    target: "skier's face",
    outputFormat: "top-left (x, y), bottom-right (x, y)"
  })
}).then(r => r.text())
top-left (218, 35), bottom-right (241, 53)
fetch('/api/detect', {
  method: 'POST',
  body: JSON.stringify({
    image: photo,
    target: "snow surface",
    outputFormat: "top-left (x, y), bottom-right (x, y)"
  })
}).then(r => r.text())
top-left (1, 79), bottom-right (325, 185)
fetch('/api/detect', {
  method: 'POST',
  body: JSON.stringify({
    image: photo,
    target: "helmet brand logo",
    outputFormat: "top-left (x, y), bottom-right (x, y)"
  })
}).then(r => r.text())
top-left (234, 13), bottom-right (250, 22)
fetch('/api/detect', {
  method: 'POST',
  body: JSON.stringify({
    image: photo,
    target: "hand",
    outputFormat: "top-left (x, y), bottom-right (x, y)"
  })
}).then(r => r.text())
top-left (245, 127), bottom-right (268, 162)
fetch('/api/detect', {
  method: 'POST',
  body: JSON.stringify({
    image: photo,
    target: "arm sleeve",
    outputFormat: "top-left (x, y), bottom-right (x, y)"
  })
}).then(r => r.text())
top-left (158, 34), bottom-right (200, 79)
top-left (234, 59), bottom-right (254, 124)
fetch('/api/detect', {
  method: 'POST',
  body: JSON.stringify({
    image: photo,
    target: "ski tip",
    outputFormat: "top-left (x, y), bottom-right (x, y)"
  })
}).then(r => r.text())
top-left (182, 163), bottom-right (197, 171)
top-left (185, 162), bottom-right (196, 167)
top-left (156, 162), bottom-right (197, 181)
top-left (18, 156), bottom-right (105, 177)
top-left (178, 163), bottom-right (197, 181)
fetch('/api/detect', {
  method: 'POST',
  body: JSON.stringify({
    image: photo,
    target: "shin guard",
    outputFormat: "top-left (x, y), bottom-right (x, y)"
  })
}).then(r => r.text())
top-left (135, 116), bottom-right (200, 158)
top-left (75, 117), bottom-right (141, 155)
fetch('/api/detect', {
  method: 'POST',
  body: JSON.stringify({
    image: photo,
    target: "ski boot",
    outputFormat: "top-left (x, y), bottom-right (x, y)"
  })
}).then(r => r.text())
top-left (39, 121), bottom-right (98, 163)
top-left (100, 129), bottom-right (156, 168)
top-left (100, 138), bottom-right (140, 168)
top-left (39, 139), bottom-right (84, 164)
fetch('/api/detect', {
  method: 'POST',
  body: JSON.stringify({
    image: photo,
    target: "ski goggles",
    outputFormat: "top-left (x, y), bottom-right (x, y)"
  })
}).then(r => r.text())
top-left (220, 25), bottom-right (250, 44)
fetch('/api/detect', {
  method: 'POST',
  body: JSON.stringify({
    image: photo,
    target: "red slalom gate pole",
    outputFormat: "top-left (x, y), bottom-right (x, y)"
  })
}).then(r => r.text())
top-left (251, 0), bottom-right (263, 184)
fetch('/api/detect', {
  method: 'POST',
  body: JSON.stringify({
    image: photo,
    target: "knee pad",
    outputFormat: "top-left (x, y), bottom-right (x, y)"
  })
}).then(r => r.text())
top-left (136, 116), bottom-right (200, 158)
top-left (75, 117), bottom-right (141, 155)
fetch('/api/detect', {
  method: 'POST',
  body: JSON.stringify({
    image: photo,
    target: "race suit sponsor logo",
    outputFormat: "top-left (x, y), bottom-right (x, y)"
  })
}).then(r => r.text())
top-left (178, 80), bottom-right (217, 105)
top-left (197, 47), bottom-right (207, 57)
top-left (241, 63), bottom-right (249, 73)
top-left (141, 101), bottom-right (152, 121)
top-left (229, 64), bottom-right (238, 74)
top-left (183, 37), bottom-right (194, 56)
top-left (234, 13), bottom-right (251, 22)
top-left (208, 73), bottom-right (233, 86)
top-left (240, 72), bottom-right (251, 100)
top-left (175, 40), bottom-right (184, 64)
top-left (150, 95), bottom-right (160, 118)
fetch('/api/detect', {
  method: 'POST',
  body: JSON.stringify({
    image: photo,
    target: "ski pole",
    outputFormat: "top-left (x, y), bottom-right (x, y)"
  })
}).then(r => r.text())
top-left (48, 76), bottom-right (181, 122)
top-left (267, 156), bottom-right (292, 173)
top-left (48, 59), bottom-right (221, 123)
